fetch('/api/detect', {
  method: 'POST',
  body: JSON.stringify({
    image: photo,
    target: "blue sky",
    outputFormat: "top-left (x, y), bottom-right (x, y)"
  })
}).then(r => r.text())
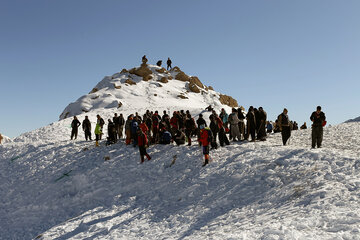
top-left (1, 0), bottom-right (359, 138)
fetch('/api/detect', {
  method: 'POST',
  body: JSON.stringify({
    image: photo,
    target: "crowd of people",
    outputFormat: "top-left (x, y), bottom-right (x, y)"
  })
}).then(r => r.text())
top-left (69, 106), bottom-right (326, 166)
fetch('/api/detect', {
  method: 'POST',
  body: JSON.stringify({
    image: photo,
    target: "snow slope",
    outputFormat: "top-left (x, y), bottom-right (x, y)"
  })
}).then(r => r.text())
top-left (1, 119), bottom-right (360, 239)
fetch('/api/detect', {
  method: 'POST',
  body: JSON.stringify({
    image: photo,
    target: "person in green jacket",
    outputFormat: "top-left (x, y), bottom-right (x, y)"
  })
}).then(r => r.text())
top-left (95, 123), bottom-right (102, 146)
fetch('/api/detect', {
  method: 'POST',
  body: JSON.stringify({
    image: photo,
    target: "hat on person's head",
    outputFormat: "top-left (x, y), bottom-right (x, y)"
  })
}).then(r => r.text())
top-left (199, 124), bottom-right (205, 129)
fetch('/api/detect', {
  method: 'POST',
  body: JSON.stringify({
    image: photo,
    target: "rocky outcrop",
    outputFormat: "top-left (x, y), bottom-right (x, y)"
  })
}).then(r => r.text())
top-left (158, 77), bottom-right (168, 83)
top-left (219, 94), bottom-right (238, 108)
top-left (124, 79), bottom-right (136, 85)
top-left (129, 63), bottom-right (152, 81)
top-left (90, 88), bottom-right (98, 94)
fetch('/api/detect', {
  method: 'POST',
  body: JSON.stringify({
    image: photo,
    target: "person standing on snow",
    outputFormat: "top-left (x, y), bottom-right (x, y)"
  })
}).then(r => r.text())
top-left (198, 124), bottom-right (212, 167)
top-left (246, 106), bottom-right (256, 142)
top-left (228, 108), bottom-right (242, 141)
top-left (310, 106), bottom-right (326, 148)
top-left (94, 122), bottom-right (102, 147)
top-left (137, 128), bottom-right (151, 163)
top-left (257, 107), bottom-right (267, 141)
top-left (82, 116), bottom-right (92, 141)
top-left (118, 113), bottom-right (125, 139)
top-left (96, 115), bottom-right (105, 140)
top-left (278, 108), bottom-right (291, 146)
top-left (167, 57), bottom-right (172, 70)
top-left (70, 116), bottom-right (81, 140)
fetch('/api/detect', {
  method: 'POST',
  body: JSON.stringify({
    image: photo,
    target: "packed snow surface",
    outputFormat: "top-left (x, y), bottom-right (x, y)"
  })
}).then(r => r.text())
top-left (1, 118), bottom-right (360, 239)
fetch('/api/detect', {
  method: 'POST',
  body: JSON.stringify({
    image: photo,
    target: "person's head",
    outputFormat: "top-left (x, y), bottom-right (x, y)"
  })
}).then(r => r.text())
top-left (114, 113), bottom-right (118, 117)
top-left (108, 119), bottom-right (112, 123)
top-left (85, 116), bottom-right (88, 119)
top-left (249, 106), bottom-right (254, 111)
top-left (259, 107), bottom-right (263, 111)
top-left (221, 108), bottom-right (225, 112)
top-left (283, 108), bottom-right (288, 114)
top-left (97, 114), bottom-right (100, 119)
top-left (199, 124), bottom-right (205, 130)
top-left (199, 114), bottom-right (203, 118)
top-left (74, 116), bottom-right (77, 120)
top-left (316, 106), bottom-right (321, 113)
top-left (232, 108), bottom-right (237, 113)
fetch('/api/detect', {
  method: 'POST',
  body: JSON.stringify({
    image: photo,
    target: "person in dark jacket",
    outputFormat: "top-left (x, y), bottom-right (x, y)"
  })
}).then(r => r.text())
top-left (300, 122), bottom-right (307, 130)
top-left (237, 107), bottom-right (245, 140)
top-left (71, 116), bottom-right (81, 140)
top-left (246, 106), bottom-right (256, 142)
top-left (159, 130), bottom-right (172, 144)
top-left (166, 57), bottom-right (172, 70)
top-left (82, 116), bottom-right (92, 141)
top-left (257, 107), bottom-right (267, 141)
top-left (107, 119), bottom-right (117, 144)
top-left (185, 113), bottom-right (196, 146)
top-left (278, 108), bottom-right (291, 145)
top-left (113, 113), bottom-right (120, 139)
top-left (310, 106), bottom-right (326, 148)
top-left (209, 113), bottom-right (219, 149)
top-left (118, 113), bottom-right (125, 139)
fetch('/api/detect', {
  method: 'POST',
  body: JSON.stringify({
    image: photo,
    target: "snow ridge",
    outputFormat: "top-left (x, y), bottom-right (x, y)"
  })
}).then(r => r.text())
top-left (1, 121), bottom-right (360, 239)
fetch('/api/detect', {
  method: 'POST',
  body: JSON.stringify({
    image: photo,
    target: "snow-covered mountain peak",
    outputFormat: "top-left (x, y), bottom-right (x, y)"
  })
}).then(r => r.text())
top-left (59, 64), bottom-right (238, 120)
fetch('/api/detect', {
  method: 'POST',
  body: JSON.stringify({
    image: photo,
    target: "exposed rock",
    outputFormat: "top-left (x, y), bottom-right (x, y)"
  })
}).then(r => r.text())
top-left (189, 76), bottom-right (204, 89)
top-left (168, 76), bottom-right (173, 80)
top-left (175, 71), bottom-right (190, 82)
top-left (129, 68), bottom-right (136, 74)
top-left (124, 79), bottom-right (136, 85)
top-left (118, 102), bottom-right (123, 108)
top-left (177, 94), bottom-right (189, 99)
top-left (158, 77), bottom-right (168, 83)
top-left (143, 75), bottom-right (153, 81)
top-left (82, 109), bottom-right (89, 113)
top-left (208, 86), bottom-right (214, 91)
top-left (91, 95), bottom-right (99, 100)
top-left (128, 63), bottom-right (152, 81)
top-left (63, 112), bottom-right (70, 119)
top-left (157, 83), bottom-right (163, 87)
top-left (188, 82), bottom-right (200, 93)
top-left (120, 68), bottom-right (128, 74)
top-left (104, 156), bottom-right (111, 161)
top-left (90, 88), bottom-right (98, 94)
top-left (219, 94), bottom-right (238, 108)
top-left (154, 94), bottom-right (157, 96)
top-left (114, 84), bottom-right (121, 89)
top-left (172, 66), bottom-right (181, 72)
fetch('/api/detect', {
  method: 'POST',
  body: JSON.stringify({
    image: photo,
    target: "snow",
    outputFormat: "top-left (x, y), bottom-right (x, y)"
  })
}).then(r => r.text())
top-left (1, 66), bottom-right (359, 239)
top-left (1, 119), bottom-right (360, 239)
top-left (0, 134), bottom-right (12, 144)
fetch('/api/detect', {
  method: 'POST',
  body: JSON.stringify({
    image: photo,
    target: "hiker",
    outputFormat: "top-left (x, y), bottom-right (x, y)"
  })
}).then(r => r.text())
top-left (142, 55), bottom-right (148, 64)
top-left (237, 107), bottom-right (246, 139)
top-left (174, 129), bottom-right (186, 145)
top-left (198, 124), bottom-right (212, 167)
top-left (219, 108), bottom-right (229, 128)
top-left (82, 116), bottom-right (92, 141)
top-left (278, 108), bottom-right (291, 145)
top-left (137, 128), bottom-right (151, 163)
top-left (156, 60), bottom-right (162, 67)
top-left (71, 116), bottom-right (81, 140)
top-left (216, 114), bottom-right (230, 147)
top-left (266, 121), bottom-right (273, 133)
top-left (94, 122), bottom-right (102, 147)
top-left (205, 105), bottom-right (213, 111)
top-left (166, 57), bottom-right (172, 70)
top-left (131, 116), bottom-right (139, 147)
top-left (125, 115), bottom-right (133, 145)
top-left (228, 108), bottom-right (242, 141)
top-left (300, 122), bottom-right (307, 130)
top-left (293, 121), bottom-right (299, 130)
top-left (310, 106), bottom-right (326, 148)
top-left (118, 113), bottom-right (125, 139)
top-left (209, 113), bottom-right (219, 149)
top-left (107, 119), bottom-right (117, 144)
top-left (159, 130), bottom-right (172, 144)
top-left (246, 106), bottom-right (256, 142)
top-left (257, 107), bottom-right (267, 141)
top-left (96, 115), bottom-right (105, 140)
top-left (185, 113), bottom-right (196, 146)
top-left (113, 113), bottom-right (120, 139)
top-left (273, 120), bottom-right (281, 133)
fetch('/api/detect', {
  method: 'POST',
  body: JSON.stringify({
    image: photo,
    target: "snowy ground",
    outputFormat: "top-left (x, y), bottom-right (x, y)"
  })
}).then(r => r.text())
top-left (1, 119), bottom-right (359, 239)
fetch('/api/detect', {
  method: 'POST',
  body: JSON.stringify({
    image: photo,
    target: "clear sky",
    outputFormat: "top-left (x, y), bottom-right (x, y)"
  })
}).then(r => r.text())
top-left (1, 0), bottom-right (360, 138)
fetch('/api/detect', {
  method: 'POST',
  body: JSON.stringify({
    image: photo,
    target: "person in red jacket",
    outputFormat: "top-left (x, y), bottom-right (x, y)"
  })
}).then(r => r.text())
top-left (198, 124), bottom-right (212, 167)
top-left (137, 128), bottom-right (151, 163)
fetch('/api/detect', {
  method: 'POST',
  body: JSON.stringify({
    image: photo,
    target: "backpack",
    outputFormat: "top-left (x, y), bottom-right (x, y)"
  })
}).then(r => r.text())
top-left (206, 129), bottom-right (213, 143)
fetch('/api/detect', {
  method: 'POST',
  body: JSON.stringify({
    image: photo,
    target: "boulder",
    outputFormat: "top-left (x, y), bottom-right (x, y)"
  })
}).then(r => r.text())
top-left (143, 75), bottom-right (153, 81)
top-left (188, 82), bottom-right (200, 93)
top-left (208, 86), bottom-right (214, 91)
top-left (124, 79), bottom-right (136, 85)
top-left (120, 68), bottom-right (128, 74)
top-left (189, 76), bottom-right (204, 89)
top-left (114, 84), bottom-right (121, 89)
top-left (118, 102), bottom-right (123, 108)
top-left (177, 94), bottom-right (189, 99)
top-left (172, 66), bottom-right (181, 72)
top-left (155, 68), bottom-right (167, 74)
top-left (158, 77), bottom-right (168, 83)
top-left (219, 94), bottom-right (238, 108)
top-left (175, 71), bottom-right (190, 82)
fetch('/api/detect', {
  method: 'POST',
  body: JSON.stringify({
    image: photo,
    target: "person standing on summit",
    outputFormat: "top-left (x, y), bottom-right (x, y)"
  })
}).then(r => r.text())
top-left (167, 57), bottom-right (172, 70)
top-left (310, 106), bottom-right (326, 148)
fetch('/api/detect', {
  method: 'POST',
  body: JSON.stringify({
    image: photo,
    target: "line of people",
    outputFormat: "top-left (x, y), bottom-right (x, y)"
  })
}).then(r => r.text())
top-left (69, 106), bottom-right (326, 165)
